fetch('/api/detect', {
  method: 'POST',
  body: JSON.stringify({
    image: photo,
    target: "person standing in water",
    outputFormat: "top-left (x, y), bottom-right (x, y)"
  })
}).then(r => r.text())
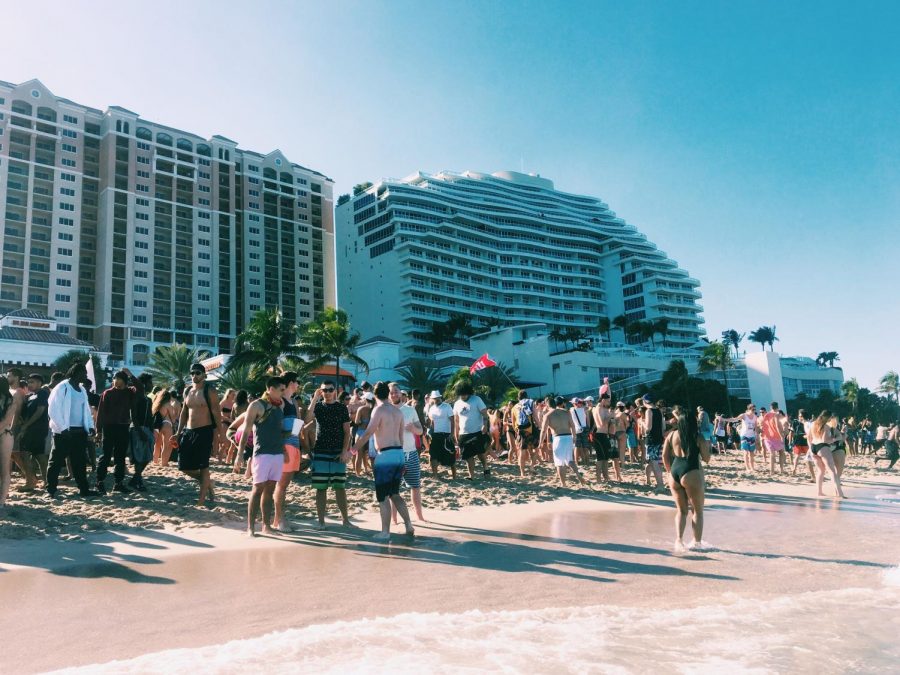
top-left (662, 405), bottom-right (711, 552)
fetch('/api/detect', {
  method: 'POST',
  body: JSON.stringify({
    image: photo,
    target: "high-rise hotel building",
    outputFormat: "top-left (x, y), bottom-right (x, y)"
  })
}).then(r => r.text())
top-left (337, 170), bottom-right (704, 358)
top-left (0, 79), bottom-right (334, 365)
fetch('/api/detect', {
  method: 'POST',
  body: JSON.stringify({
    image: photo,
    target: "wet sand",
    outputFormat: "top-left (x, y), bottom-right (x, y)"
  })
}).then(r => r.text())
top-left (2, 474), bottom-right (898, 674)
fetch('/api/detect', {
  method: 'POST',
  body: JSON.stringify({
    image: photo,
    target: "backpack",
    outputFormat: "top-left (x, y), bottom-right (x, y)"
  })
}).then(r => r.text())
top-left (517, 399), bottom-right (534, 429)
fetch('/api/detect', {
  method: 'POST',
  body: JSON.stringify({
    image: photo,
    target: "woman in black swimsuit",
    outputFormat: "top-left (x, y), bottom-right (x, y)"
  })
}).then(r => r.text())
top-left (808, 410), bottom-right (846, 499)
top-left (662, 405), bottom-right (711, 552)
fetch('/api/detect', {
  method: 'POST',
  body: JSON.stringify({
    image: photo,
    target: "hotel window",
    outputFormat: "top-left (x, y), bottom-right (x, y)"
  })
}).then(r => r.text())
top-left (249, 265), bottom-right (260, 273)
top-left (249, 252), bottom-right (260, 260)
top-left (135, 285), bottom-right (148, 293)
top-left (198, 265), bottom-right (210, 273)
top-left (59, 217), bottom-right (74, 226)
top-left (248, 202), bottom-right (259, 210)
top-left (250, 291), bottom-right (261, 299)
top-left (249, 189), bottom-right (259, 197)
top-left (198, 224), bottom-right (210, 233)
top-left (137, 170), bottom-right (150, 178)
top-left (136, 213), bottom-right (149, 221)
top-left (198, 171), bottom-right (210, 179)
top-left (249, 227), bottom-right (260, 235)
top-left (60, 187), bottom-right (76, 196)
top-left (249, 278), bottom-right (260, 286)
top-left (198, 279), bottom-right (210, 287)
top-left (135, 270), bottom-right (148, 278)
top-left (55, 310), bottom-right (71, 318)
top-left (60, 202), bottom-right (75, 211)
top-left (198, 252), bottom-right (210, 260)
top-left (63, 114), bottom-right (78, 124)
top-left (134, 255), bottom-right (148, 264)
top-left (134, 300), bottom-right (148, 308)
top-left (57, 278), bottom-right (72, 287)
top-left (135, 241), bottom-right (149, 249)
top-left (58, 247), bottom-right (73, 256)
top-left (61, 158), bottom-right (76, 167)
top-left (61, 172), bottom-right (76, 182)
top-left (62, 143), bottom-right (77, 153)
top-left (62, 129), bottom-right (77, 138)
top-left (135, 226), bottom-right (149, 235)
top-left (198, 158), bottom-right (210, 166)
top-left (197, 308), bottom-right (210, 316)
top-left (199, 198), bottom-right (210, 206)
top-left (137, 156), bottom-right (151, 164)
top-left (198, 185), bottom-right (210, 193)
top-left (136, 184), bottom-right (149, 192)
top-left (198, 238), bottom-right (210, 246)
top-left (248, 165), bottom-right (259, 172)
top-left (57, 263), bottom-right (72, 271)
top-left (198, 211), bottom-right (211, 219)
top-left (134, 314), bottom-right (147, 323)
top-left (198, 322), bottom-right (210, 330)
top-left (198, 293), bottom-right (210, 302)
top-left (55, 293), bottom-right (71, 302)
top-left (58, 232), bottom-right (74, 241)
top-left (136, 198), bottom-right (149, 206)
top-left (248, 177), bottom-right (259, 184)
top-left (137, 141), bottom-right (151, 151)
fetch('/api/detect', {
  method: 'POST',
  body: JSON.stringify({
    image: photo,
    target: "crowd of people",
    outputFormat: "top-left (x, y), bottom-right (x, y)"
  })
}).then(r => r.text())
top-left (1, 361), bottom-right (898, 548)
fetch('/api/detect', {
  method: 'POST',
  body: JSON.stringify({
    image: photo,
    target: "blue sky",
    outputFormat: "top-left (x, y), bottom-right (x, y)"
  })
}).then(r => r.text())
top-left (2, 0), bottom-right (896, 389)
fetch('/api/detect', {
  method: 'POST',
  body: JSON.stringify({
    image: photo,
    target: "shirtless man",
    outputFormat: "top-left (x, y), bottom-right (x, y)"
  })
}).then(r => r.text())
top-left (614, 401), bottom-right (630, 469)
top-left (761, 402), bottom-right (788, 474)
top-left (540, 397), bottom-right (585, 487)
top-left (351, 381), bottom-right (414, 541)
top-left (591, 394), bottom-right (620, 482)
top-left (176, 363), bottom-right (222, 506)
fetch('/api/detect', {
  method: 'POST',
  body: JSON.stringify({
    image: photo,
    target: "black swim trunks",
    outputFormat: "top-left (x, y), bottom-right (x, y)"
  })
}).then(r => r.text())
top-left (459, 432), bottom-right (487, 460)
top-left (178, 425), bottom-right (214, 471)
top-left (430, 432), bottom-right (455, 467)
top-left (593, 433), bottom-right (618, 461)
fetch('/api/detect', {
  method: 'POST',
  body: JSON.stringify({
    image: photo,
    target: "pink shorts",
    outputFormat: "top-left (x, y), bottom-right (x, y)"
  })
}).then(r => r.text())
top-left (283, 444), bottom-right (300, 473)
top-left (251, 453), bottom-right (283, 484)
top-left (763, 438), bottom-right (785, 453)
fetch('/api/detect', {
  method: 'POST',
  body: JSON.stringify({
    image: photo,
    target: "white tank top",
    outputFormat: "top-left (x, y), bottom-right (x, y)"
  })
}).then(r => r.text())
top-left (741, 414), bottom-right (757, 438)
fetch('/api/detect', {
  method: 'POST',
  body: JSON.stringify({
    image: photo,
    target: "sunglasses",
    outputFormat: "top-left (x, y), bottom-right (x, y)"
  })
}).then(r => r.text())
top-left (321, 387), bottom-right (335, 393)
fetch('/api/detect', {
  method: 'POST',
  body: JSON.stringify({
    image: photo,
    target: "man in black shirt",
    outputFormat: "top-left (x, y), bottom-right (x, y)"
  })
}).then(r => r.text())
top-left (303, 379), bottom-right (351, 528)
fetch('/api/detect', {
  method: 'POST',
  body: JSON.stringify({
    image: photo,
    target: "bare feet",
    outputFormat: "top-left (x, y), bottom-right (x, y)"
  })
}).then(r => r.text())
top-left (373, 531), bottom-right (390, 542)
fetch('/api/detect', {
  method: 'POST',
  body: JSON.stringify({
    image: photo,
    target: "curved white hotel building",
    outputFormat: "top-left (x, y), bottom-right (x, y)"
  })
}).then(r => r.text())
top-left (336, 170), bottom-right (705, 358)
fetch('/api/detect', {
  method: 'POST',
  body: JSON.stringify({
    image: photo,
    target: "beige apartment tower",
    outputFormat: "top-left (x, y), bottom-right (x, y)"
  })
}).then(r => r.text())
top-left (0, 78), bottom-right (335, 366)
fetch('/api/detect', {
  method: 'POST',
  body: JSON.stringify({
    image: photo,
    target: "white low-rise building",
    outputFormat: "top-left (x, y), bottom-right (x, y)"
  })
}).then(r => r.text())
top-left (0, 308), bottom-right (109, 370)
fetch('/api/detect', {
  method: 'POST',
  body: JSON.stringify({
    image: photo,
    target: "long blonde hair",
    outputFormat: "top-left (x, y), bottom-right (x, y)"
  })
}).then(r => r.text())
top-left (812, 410), bottom-right (832, 438)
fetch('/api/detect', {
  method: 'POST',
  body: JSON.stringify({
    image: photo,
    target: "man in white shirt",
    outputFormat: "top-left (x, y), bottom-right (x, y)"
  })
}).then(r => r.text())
top-left (426, 390), bottom-right (456, 479)
top-left (452, 381), bottom-right (490, 480)
top-left (390, 382), bottom-right (425, 521)
top-left (45, 363), bottom-right (99, 498)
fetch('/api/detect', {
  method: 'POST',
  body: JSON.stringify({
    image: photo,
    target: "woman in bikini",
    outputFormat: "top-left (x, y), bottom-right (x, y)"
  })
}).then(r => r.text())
top-left (808, 410), bottom-right (846, 499)
top-left (353, 397), bottom-right (373, 476)
top-left (152, 390), bottom-right (178, 466)
top-left (662, 405), bottom-right (711, 552)
top-left (216, 389), bottom-right (237, 462)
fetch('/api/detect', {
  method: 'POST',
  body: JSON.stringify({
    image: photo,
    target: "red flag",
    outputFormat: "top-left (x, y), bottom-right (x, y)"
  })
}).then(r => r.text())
top-left (469, 353), bottom-right (497, 375)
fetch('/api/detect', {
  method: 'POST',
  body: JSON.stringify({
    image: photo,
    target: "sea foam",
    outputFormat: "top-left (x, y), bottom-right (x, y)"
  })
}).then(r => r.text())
top-left (52, 581), bottom-right (900, 675)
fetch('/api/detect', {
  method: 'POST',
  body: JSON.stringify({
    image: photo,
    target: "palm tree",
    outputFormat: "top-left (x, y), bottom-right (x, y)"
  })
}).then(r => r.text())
top-left (698, 340), bottom-right (734, 415)
top-left (395, 359), bottom-right (444, 395)
top-left (612, 314), bottom-right (628, 342)
top-left (841, 378), bottom-right (860, 413)
top-left (52, 349), bottom-right (108, 389)
top-left (296, 307), bottom-right (369, 386)
top-left (473, 360), bottom-right (518, 406)
top-left (879, 371), bottom-right (900, 404)
top-left (227, 308), bottom-right (305, 378)
top-left (639, 321), bottom-right (656, 349)
top-left (652, 318), bottom-right (670, 349)
top-left (479, 316), bottom-right (504, 331)
top-left (145, 344), bottom-right (201, 386)
top-left (596, 317), bottom-right (612, 343)
top-left (442, 367), bottom-right (473, 403)
top-left (748, 325), bottom-right (778, 352)
top-left (816, 351), bottom-right (840, 368)
top-left (427, 322), bottom-right (448, 354)
top-left (564, 327), bottom-right (587, 350)
top-left (215, 363), bottom-right (265, 395)
top-left (721, 329), bottom-right (745, 359)
top-left (625, 321), bottom-right (644, 346)
top-left (549, 326), bottom-right (566, 350)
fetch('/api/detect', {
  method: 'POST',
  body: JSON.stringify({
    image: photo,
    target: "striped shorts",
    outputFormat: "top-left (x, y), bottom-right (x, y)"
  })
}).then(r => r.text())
top-left (310, 452), bottom-right (347, 490)
top-left (402, 449), bottom-right (422, 489)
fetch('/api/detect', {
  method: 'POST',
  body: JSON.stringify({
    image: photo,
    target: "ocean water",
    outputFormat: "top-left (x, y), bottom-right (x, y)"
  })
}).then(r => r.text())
top-left (55, 567), bottom-right (900, 675)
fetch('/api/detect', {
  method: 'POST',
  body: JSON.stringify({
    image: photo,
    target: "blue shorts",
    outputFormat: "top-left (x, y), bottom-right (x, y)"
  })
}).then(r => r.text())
top-left (741, 436), bottom-right (756, 452)
top-left (626, 429), bottom-right (637, 449)
top-left (646, 443), bottom-right (662, 462)
top-left (374, 448), bottom-right (405, 503)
